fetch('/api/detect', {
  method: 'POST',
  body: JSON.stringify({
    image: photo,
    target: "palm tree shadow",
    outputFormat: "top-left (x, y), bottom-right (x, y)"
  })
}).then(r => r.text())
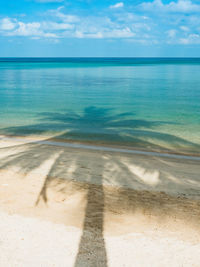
top-left (2, 106), bottom-right (199, 154)
top-left (1, 106), bottom-right (200, 267)
top-left (74, 183), bottom-right (107, 267)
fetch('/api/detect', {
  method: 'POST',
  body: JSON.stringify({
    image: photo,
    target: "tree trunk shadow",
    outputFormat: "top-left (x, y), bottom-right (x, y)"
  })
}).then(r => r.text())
top-left (74, 183), bottom-right (108, 267)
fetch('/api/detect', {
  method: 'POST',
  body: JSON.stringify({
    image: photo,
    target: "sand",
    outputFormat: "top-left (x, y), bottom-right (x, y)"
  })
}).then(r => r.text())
top-left (0, 135), bottom-right (200, 266)
top-left (1, 210), bottom-right (200, 267)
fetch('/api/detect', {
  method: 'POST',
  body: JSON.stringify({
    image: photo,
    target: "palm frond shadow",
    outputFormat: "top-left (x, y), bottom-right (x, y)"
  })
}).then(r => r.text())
top-left (1, 106), bottom-right (199, 154)
top-left (0, 106), bottom-right (200, 267)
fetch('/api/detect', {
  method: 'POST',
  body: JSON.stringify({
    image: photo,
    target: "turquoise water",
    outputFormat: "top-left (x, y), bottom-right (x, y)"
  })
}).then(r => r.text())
top-left (0, 58), bottom-right (200, 154)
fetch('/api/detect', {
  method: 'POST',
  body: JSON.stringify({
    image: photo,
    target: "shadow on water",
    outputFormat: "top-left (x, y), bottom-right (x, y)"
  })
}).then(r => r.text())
top-left (0, 106), bottom-right (200, 266)
top-left (1, 106), bottom-right (200, 154)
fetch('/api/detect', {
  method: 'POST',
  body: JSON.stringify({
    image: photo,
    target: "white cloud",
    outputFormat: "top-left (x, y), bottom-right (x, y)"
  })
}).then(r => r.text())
top-left (167, 29), bottom-right (176, 38)
top-left (43, 32), bottom-right (58, 37)
top-left (141, 0), bottom-right (200, 13)
top-left (49, 7), bottom-right (80, 23)
top-left (74, 31), bottom-right (103, 39)
top-left (47, 7), bottom-right (137, 39)
top-left (0, 8), bottom-right (153, 42)
top-left (110, 2), bottom-right (124, 9)
top-left (42, 21), bottom-right (74, 30)
top-left (131, 22), bottom-right (151, 32)
top-left (66, 26), bottom-right (135, 39)
top-left (2, 2), bottom-right (200, 45)
top-left (179, 33), bottom-right (200, 44)
top-left (105, 27), bottom-right (135, 38)
top-left (0, 18), bottom-right (16, 30)
top-left (180, 25), bottom-right (189, 31)
top-left (6, 21), bottom-right (58, 38)
top-left (10, 22), bottom-right (41, 36)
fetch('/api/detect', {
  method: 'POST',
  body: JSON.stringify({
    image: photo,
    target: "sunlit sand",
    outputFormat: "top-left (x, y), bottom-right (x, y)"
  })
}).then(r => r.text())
top-left (0, 136), bottom-right (200, 266)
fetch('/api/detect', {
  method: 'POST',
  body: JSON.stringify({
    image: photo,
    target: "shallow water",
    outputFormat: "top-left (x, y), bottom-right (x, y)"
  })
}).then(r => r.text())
top-left (0, 58), bottom-right (200, 154)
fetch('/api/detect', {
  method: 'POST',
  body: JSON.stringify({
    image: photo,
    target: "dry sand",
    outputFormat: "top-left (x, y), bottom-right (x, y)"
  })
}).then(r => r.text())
top-left (0, 136), bottom-right (200, 266)
top-left (1, 210), bottom-right (200, 267)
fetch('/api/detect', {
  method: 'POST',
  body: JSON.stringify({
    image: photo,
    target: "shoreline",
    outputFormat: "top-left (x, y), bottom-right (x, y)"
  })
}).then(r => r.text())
top-left (1, 134), bottom-right (200, 160)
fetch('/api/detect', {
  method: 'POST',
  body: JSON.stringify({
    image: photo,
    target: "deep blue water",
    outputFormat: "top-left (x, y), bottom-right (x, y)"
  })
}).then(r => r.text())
top-left (0, 58), bottom-right (200, 154)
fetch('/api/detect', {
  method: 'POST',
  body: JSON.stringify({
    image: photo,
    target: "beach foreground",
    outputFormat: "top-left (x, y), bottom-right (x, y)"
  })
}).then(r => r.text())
top-left (1, 210), bottom-right (200, 267)
top-left (0, 136), bottom-right (200, 266)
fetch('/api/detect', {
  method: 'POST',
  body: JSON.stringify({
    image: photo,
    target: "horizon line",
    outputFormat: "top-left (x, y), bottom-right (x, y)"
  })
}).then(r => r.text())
top-left (1, 56), bottom-right (200, 59)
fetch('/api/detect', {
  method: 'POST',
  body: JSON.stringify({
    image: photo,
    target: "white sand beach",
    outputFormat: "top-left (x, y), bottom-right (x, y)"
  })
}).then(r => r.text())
top-left (1, 210), bottom-right (200, 267)
top-left (0, 136), bottom-right (200, 266)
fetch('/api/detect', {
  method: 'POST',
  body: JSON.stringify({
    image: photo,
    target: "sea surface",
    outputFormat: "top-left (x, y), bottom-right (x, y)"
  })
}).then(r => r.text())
top-left (0, 58), bottom-right (200, 155)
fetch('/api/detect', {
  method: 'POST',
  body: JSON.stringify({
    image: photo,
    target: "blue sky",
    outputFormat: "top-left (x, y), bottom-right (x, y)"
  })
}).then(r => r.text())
top-left (0, 0), bottom-right (200, 57)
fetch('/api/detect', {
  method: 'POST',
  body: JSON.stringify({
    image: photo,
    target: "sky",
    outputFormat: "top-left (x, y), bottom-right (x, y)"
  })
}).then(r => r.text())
top-left (0, 0), bottom-right (200, 57)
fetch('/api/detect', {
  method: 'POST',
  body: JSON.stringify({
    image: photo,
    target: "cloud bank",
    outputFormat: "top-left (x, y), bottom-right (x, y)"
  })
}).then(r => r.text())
top-left (1, 0), bottom-right (200, 45)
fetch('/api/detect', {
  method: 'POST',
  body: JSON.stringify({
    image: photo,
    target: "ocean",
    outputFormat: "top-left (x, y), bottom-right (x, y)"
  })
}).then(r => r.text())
top-left (0, 58), bottom-right (200, 155)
